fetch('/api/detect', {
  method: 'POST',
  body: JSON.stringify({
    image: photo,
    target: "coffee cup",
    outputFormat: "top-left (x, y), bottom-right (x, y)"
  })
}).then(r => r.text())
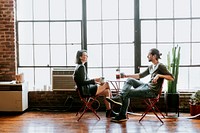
top-left (100, 77), bottom-right (105, 84)
top-left (120, 72), bottom-right (125, 78)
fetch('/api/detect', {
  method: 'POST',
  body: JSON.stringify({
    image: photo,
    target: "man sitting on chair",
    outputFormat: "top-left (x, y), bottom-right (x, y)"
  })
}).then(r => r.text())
top-left (106, 48), bottom-right (174, 122)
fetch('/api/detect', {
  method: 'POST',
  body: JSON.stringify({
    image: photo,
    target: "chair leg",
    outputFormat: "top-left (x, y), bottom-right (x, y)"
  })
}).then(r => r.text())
top-left (84, 99), bottom-right (100, 120)
top-left (77, 107), bottom-right (89, 121)
top-left (153, 104), bottom-right (165, 118)
top-left (151, 108), bottom-right (164, 123)
top-left (139, 99), bottom-right (164, 123)
top-left (76, 98), bottom-right (89, 116)
top-left (76, 103), bottom-right (87, 116)
top-left (77, 97), bottom-right (101, 121)
top-left (139, 103), bottom-right (152, 122)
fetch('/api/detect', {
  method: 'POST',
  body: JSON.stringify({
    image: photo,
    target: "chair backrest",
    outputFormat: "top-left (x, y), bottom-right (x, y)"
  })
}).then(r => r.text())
top-left (154, 81), bottom-right (164, 102)
top-left (75, 85), bottom-right (84, 98)
top-left (155, 86), bottom-right (163, 102)
top-left (73, 77), bottom-right (85, 98)
top-left (75, 85), bottom-right (91, 100)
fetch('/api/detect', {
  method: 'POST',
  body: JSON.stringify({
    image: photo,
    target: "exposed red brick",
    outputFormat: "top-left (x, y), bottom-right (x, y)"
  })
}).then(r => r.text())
top-left (0, 0), bottom-right (16, 81)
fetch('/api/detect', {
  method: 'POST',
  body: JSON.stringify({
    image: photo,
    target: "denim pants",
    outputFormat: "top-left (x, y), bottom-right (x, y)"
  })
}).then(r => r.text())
top-left (119, 78), bottom-right (157, 116)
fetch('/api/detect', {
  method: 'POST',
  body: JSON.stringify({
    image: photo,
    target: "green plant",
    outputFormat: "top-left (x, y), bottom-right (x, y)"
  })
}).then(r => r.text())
top-left (167, 45), bottom-right (181, 93)
top-left (189, 90), bottom-right (200, 105)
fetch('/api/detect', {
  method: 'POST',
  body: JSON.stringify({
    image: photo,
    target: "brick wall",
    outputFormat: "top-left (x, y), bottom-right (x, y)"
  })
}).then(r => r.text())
top-left (28, 91), bottom-right (192, 113)
top-left (28, 91), bottom-right (107, 112)
top-left (0, 0), bottom-right (16, 81)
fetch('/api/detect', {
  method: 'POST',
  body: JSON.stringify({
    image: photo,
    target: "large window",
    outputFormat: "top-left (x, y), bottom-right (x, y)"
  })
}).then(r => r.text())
top-left (87, 0), bottom-right (135, 80)
top-left (17, 0), bottom-right (200, 91)
top-left (17, 0), bottom-right (82, 90)
top-left (140, 0), bottom-right (200, 91)
top-left (17, 0), bottom-right (135, 91)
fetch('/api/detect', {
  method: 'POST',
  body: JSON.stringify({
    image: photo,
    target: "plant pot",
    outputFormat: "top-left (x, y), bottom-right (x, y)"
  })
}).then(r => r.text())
top-left (164, 92), bottom-right (180, 116)
top-left (190, 104), bottom-right (200, 116)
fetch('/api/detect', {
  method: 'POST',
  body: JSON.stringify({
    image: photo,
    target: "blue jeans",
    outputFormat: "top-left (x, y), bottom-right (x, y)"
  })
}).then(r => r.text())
top-left (119, 78), bottom-right (157, 116)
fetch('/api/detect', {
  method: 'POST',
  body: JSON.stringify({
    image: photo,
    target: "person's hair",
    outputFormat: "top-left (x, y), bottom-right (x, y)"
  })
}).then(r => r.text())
top-left (75, 50), bottom-right (87, 64)
top-left (150, 48), bottom-right (162, 60)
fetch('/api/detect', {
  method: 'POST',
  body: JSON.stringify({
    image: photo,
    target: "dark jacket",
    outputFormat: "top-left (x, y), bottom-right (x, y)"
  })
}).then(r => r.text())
top-left (73, 64), bottom-right (96, 96)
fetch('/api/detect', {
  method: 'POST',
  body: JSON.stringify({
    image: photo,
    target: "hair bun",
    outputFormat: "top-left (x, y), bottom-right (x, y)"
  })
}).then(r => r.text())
top-left (150, 48), bottom-right (161, 59)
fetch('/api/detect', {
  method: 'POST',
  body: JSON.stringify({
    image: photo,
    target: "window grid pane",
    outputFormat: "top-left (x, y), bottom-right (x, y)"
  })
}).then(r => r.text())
top-left (102, 0), bottom-right (118, 19)
top-left (34, 22), bottom-right (49, 44)
top-left (140, 0), bottom-right (156, 19)
top-left (17, 0), bottom-right (33, 20)
top-left (141, 21), bottom-right (156, 42)
top-left (18, 23), bottom-right (33, 44)
top-left (33, 0), bottom-right (49, 20)
top-left (50, 0), bottom-right (65, 20)
top-left (50, 22), bottom-right (65, 44)
top-left (157, 0), bottom-right (173, 18)
top-left (19, 45), bottom-right (34, 66)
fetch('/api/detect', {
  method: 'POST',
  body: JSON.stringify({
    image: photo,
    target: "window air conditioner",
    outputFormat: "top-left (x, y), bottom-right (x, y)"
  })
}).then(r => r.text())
top-left (52, 67), bottom-right (75, 91)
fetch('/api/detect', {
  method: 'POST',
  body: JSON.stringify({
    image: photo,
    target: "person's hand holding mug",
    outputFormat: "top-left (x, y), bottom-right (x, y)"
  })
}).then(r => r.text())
top-left (99, 77), bottom-right (105, 85)
top-left (120, 72), bottom-right (125, 78)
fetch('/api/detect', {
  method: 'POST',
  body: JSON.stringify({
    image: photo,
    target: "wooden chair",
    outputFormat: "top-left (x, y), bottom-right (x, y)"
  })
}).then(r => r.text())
top-left (139, 86), bottom-right (165, 123)
top-left (75, 86), bottom-right (101, 121)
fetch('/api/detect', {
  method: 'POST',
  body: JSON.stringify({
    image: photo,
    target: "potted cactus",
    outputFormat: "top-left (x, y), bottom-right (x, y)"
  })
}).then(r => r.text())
top-left (164, 45), bottom-right (181, 116)
top-left (189, 90), bottom-right (200, 116)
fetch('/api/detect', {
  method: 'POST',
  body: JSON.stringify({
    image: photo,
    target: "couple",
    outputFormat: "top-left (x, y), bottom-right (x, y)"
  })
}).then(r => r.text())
top-left (74, 48), bottom-right (174, 122)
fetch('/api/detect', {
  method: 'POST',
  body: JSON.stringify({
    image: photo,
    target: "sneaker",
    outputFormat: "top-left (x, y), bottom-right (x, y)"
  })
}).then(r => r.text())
top-left (106, 95), bottom-right (122, 106)
top-left (106, 109), bottom-right (118, 118)
top-left (111, 115), bottom-right (127, 122)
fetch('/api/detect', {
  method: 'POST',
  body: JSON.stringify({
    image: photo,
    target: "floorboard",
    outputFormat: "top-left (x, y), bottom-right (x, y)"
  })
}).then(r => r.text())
top-left (0, 111), bottom-right (199, 133)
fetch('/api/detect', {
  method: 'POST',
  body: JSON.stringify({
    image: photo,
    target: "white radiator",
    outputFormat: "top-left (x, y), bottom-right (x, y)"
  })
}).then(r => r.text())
top-left (52, 67), bottom-right (75, 91)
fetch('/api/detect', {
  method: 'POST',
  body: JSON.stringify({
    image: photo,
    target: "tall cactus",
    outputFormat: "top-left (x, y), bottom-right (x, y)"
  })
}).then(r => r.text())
top-left (167, 45), bottom-right (181, 93)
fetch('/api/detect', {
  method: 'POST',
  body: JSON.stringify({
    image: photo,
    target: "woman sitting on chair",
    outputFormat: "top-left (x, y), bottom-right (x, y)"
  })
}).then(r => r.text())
top-left (73, 50), bottom-right (116, 118)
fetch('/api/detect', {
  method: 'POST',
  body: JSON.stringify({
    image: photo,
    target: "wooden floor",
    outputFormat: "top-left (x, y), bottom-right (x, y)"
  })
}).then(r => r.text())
top-left (0, 111), bottom-right (199, 133)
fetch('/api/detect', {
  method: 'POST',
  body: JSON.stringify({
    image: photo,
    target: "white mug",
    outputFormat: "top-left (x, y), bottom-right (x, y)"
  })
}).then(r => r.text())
top-left (100, 77), bottom-right (105, 84)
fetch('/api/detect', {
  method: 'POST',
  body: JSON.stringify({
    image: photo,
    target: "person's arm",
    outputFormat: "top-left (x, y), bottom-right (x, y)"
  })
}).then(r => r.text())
top-left (125, 67), bottom-right (150, 79)
top-left (152, 63), bottom-right (174, 83)
top-left (152, 74), bottom-right (174, 84)
top-left (157, 74), bottom-right (174, 81)
top-left (125, 74), bottom-right (140, 79)
top-left (93, 78), bottom-right (101, 84)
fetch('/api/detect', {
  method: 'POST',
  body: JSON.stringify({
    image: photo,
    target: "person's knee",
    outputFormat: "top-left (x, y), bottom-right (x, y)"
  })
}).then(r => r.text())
top-left (100, 89), bottom-right (110, 97)
top-left (105, 82), bottom-right (109, 87)
top-left (103, 82), bottom-right (110, 89)
top-left (105, 88), bottom-right (110, 94)
top-left (126, 78), bottom-right (136, 83)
